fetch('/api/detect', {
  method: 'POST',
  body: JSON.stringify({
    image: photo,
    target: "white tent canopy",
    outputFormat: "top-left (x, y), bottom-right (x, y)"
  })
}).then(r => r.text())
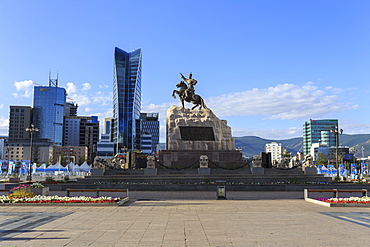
top-left (79, 162), bottom-right (91, 173)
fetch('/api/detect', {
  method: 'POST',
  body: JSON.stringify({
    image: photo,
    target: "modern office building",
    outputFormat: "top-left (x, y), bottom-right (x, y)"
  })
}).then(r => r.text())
top-left (265, 142), bottom-right (282, 164)
top-left (33, 78), bottom-right (66, 146)
top-left (303, 119), bottom-right (338, 156)
top-left (53, 146), bottom-right (88, 165)
top-left (5, 105), bottom-right (54, 164)
top-left (310, 143), bottom-right (349, 162)
top-left (8, 106), bottom-right (32, 142)
top-left (139, 113), bottom-right (160, 154)
top-left (0, 136), bottom-right (7, 159)
top-left (64, 102), bottom-right (78, 117)
top-left (4, 138), bottom-right (53, 164)
top-left (112, 47), bottom-right (142, 153)
top-left (103, 117), bottom-right (112, 135)
top-left (64, 116), bottom-right (99, 162)
top-left (96, 134), bottom-right (115, 159)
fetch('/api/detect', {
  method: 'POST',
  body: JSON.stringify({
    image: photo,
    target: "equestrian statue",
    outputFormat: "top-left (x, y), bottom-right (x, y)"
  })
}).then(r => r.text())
top-left (172, 72), bottom-right (208, 110)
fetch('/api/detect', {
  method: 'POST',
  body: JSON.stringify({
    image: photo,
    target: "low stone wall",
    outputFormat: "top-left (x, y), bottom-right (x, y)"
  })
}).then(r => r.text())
top-left (29, 183), bottom-right (370, 192)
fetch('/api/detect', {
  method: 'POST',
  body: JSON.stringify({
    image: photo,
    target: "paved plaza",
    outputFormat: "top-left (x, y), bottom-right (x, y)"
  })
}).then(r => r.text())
top-left (0, 191), bottom-right (369, 246)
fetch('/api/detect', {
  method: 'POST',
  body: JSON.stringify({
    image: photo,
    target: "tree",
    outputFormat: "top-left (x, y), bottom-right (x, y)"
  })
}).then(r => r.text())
top-left (316, 153), bottom-right (327, 166)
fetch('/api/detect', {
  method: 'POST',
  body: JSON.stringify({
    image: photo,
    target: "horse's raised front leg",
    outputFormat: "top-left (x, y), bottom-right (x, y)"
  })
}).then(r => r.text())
top-left (172, 90), bottom-right (178, 98)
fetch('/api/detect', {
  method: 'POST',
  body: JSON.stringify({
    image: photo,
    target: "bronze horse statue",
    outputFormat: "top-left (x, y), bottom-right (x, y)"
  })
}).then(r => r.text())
top-left (172, 81), bottom-right (208, 110)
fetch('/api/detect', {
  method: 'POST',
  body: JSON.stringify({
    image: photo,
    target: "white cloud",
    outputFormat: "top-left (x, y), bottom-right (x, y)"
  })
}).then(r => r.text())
top-left (99, 85), bottom-right (109, 89)
top-left (13, 80), bottom-right (34, 98)
top-left (66, 82), bottom-right (77, 94)
top-left (69, 93), bottom-right (91, 106)
top-left (0, 104), bottom-right (3, 109)
top-left (206, 82), bottom-right (353, 120)
top-left (14, 80), bottom-right (34, 91)
top-left (325, 86), bottom-right (345, 94)
top-left (92, 92), bottom-right (112, 106)
top-left (338, 120), bottom-right (370, 135)
top-left (0, 116), bottom-right (9, 135)
top-left (82, 83), bottom-right (91, 91)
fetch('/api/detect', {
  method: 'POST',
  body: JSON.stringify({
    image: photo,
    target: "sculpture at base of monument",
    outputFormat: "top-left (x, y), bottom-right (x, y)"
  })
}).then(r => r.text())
top-left (93, 156), bottom-right (106, 169)
top-left (146, 156), bottom-right (156, 169)
top-left (172, 72), bottom-right (208, 110)
top-left (302, 154), bottom-right (313, 167)
top-left (289, 155), bottom-right (300, 168)
top-left (93, 156), bottom-right (126, 169)
top-left (199, 155), bottom-right (209, 168)
top-left (252, 155), bottom-right (262, 167)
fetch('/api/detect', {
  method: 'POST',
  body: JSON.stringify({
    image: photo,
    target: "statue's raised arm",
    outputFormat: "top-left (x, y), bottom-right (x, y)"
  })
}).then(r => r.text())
top-left (180, 72), bottom-right (197, 87)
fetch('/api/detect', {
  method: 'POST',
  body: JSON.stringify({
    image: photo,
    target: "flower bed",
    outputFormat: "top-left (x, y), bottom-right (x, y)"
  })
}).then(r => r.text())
top-left (0, 195), bottom-right (121, 204)
top-left (316, 197), bottom-right (370, 204)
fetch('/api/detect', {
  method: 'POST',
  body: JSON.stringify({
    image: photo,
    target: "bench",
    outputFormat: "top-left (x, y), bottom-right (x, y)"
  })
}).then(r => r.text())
top-left (66, 188), bottom-right (129, 198)
top-left (304, 189), bottom-right (367, 199)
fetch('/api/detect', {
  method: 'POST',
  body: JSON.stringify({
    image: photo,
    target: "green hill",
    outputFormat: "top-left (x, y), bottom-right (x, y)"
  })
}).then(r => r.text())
top-left (234, 134), bottom-right (370, 158)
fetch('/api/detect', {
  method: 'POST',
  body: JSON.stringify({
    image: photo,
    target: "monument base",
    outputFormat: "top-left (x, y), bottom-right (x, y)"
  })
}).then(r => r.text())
top-left (91, 169), bottom-right (105, 176)
top-left (302, 167), bottom-right (317, 175)
top-left (159, 150), bottom-right (245, 169)
top-left (198, 168), bottom-right (211, 175)
top-left (251, 167), bottom-right (265, 175)
top-left (144, 168), bottom-right (158, 176)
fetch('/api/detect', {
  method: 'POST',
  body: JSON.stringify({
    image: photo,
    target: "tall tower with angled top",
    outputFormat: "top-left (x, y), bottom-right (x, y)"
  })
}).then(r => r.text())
top-left (112, 47), bottom-right (142, 153)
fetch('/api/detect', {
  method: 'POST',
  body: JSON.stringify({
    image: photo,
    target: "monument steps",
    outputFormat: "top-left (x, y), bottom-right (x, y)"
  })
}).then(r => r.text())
top-left (77, 173), bottom-right (331, 184)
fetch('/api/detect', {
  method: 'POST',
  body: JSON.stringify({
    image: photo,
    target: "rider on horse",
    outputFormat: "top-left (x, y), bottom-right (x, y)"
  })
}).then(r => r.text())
top-left (180, 73), bottom-right (197, 101)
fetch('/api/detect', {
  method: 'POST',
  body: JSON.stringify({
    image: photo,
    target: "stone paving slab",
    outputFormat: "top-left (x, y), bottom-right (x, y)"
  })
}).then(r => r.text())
top-left (0, 191), bottom-right (369, 246)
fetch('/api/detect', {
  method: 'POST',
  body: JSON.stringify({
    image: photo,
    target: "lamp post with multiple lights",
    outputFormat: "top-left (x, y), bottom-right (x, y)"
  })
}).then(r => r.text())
top-left (25, 124), bottom-right (39, 181)
top-left (331, 125), bottom-right (343, 177)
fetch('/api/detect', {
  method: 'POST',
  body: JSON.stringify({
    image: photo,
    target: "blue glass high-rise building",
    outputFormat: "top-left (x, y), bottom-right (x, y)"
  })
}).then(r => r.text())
top-left (33, 85), bottom-right (66, 146)
top-left (112, 47), bottom-right (142, 152)
top-left (303, 119), bottom-right (338, 156)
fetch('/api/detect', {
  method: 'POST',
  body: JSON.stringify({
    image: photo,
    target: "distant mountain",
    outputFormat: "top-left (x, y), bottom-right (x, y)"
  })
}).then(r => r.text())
top-left (234, 134), bottom-right (370, 158)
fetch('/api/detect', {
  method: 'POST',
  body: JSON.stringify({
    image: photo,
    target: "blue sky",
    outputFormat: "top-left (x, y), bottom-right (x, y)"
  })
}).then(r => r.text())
top-left (1, 0), bottom-right (370, 142)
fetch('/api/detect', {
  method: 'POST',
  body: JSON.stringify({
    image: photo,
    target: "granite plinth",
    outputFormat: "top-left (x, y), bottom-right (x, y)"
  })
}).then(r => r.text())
top-left (159, 150), bottom-right (245, 169)
top-left (252, 167), bottom-right (265, 175)
top-left (303, 167), bottom-right (317, 175)
top-left (144, 168), bottom-right (157, 176)
top-left (198, 168), bottom-right (211, 175)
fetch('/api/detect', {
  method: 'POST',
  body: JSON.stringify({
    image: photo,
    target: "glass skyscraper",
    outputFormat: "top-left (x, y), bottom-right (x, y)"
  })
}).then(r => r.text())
top-left (112, 47), bottom-right (142, 152)
top-left (33, 86), bottom-right (66, 146)
top-left (303, 119), bottom-right (338, 156)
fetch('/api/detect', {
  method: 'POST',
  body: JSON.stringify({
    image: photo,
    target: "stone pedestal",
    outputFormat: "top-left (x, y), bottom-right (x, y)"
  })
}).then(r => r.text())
top-left (159, 150), bottom-right (244, 169)
top-left (30, 187), bottom-right (49, 196)
top-left (91, 169), bottom-right (105, 176)
top-left (144, 168), bottom-right (157, 176)
top-left (9, 177), bottom-right (21, 183)
top-left (251, 167), bottom-right (265, 175)
top-left (302, 167), bottom-right (317, 175)
top-left (160, 106), bottom-right (244, 169)
top-left (198, 168), bottom-right (211, 175)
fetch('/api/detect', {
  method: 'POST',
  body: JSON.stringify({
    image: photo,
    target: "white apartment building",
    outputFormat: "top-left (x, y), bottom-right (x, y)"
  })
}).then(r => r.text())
top-left (265, 142), bottom-right (282, 164)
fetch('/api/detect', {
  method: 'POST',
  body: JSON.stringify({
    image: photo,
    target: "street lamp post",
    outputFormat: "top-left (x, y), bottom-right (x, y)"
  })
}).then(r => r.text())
top-left (26, 124), bottom-right (39, 181)
top-left (331, 125), bottom-right (343, 177)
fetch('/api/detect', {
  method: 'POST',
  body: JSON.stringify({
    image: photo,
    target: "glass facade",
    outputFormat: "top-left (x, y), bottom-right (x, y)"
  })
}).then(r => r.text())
top-left (33, 86), bottom-right (66, 146)
top-left (112, 47), bottom-right (142, 152)
top-left (303, 119), bottom-right (338, 156)
top-left (140, 113), bottom-right (160, 154)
